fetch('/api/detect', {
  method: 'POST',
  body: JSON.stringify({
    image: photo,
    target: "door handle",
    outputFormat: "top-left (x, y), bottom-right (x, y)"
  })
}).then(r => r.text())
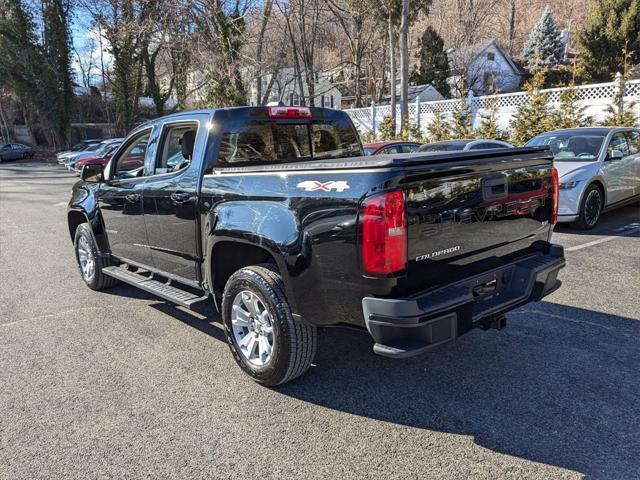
top-left (171, 191), bottom-right (191, 204)
top-left (125, 193), bottom-right (140, 203)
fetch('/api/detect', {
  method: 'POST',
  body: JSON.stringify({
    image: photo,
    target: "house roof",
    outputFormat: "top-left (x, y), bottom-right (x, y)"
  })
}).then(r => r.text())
top-left (447, 40), bottom-right (524, 77)
top-left (378, 84), bottom-right (443, 105)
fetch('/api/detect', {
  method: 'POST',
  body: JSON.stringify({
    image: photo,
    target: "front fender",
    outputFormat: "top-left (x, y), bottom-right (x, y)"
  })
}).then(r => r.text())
top-left (68, 182), bottom-right (109, 252)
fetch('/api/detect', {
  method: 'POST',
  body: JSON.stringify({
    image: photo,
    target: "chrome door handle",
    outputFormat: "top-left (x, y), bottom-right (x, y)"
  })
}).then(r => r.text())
top-left (125, 193), bottom-right (140, 203)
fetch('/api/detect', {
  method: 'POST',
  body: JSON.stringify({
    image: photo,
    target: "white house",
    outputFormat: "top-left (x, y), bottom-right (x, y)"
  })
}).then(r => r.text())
top-left (248, 68), bottom-right (342, 109)
top-left (378, 83), bottom-right (444, 105)
top-left (447, 40), bottom-right (525, 97)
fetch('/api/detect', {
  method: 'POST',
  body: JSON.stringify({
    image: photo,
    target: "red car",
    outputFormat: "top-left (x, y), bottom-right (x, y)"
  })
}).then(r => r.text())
top-left (73, 143), bottom-right (122, 174)
top-left (363, 141), bottom-right (422, 155)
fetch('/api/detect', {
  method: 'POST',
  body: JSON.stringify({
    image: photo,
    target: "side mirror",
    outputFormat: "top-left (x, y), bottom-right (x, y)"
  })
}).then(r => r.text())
top-left (608, 149), bottom-right (624, 160)
top-left (81, 163), bottom-right (104, 183)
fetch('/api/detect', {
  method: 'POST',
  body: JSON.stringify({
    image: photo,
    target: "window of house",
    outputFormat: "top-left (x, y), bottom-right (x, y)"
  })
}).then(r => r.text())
top-left (487, 52), bottom-right (495, 61)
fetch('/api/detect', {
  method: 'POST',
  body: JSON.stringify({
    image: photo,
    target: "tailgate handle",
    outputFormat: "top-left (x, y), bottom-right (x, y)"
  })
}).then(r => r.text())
top-left (482, 175), bottom-right (508, 201)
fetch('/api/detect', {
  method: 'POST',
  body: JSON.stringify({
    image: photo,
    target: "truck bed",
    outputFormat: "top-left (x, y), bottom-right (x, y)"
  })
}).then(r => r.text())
top-left (214, 147), bottom-right (552, 173)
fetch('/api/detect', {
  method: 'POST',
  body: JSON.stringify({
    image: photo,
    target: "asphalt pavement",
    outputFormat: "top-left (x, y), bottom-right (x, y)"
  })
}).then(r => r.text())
top-left (1, 161), bottom-right (639, 479)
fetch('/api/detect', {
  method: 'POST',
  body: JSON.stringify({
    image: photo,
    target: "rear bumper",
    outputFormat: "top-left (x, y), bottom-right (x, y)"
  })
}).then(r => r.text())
top-left (362, 245), bottom-right (566, 358)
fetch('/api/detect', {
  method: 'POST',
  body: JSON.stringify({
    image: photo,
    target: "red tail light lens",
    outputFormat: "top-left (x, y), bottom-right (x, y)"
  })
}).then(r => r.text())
top-left (267, 106), bottom-right (312, 119)
top-left (551, 167), bottom-right (559, 227)
top-left (361, 190), bottom-right (407, 275)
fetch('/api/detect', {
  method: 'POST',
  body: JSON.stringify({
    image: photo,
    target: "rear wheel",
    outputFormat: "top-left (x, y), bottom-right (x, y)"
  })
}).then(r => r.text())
top-left (221, 264), bottom-right (317, 386)
top-left (573, 183), bottom-right (603, 230)
top-left (74, 223), bottom-right (119, 290)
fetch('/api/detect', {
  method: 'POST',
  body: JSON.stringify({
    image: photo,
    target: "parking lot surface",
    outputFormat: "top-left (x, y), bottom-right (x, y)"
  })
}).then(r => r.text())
top-left (1, 161), bottom-right (639, 479)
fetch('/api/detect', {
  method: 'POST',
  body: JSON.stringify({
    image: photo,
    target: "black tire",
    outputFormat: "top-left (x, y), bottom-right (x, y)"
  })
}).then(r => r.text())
top-left (74, 223), bottom-right (119, 290)
top-left (221, 264), bottom-right (317, 386)
top-left (573, 183), bottom-right (603, 230)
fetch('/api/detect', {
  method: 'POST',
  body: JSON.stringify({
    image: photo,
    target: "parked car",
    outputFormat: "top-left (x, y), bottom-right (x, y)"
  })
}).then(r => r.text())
top-left (68, 139), bottom-right (123, 172)
top-left (363, 141), bottom-right (422, 155)
top-left (0, 143), bottom-right (33, 162)
top-left (68, 106), bottom-right (564, 386)
top-left (73, 142), bottom-right (123, 174)
top-left (57, 140), bottom-right (103, 164)
top-left (418, 139), bottom-right (513, 152)
top-left (526, 127), bottom-right (640, 229)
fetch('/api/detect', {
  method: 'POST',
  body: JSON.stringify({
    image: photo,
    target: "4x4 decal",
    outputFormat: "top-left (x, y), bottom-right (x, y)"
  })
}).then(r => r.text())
top-left (297, 180), bottom-right (350, 192)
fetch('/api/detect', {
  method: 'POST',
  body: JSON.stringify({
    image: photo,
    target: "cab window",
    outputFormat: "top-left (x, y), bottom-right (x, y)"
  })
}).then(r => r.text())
top-left (156, 123), bottom-right (198, 174)
top-left (113, 130), bottom-right (151, 179)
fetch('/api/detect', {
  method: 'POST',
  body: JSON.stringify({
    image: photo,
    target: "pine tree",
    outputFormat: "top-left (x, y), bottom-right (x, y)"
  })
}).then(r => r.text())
top-left (509, 74), bottom-right (555, 145)
top-left (450, 101), bottom-right (474, 138)
top-left (522, 9), bottom-right (564, 72)
top-left (555, 87), bottom-right (590, 129)
top-left (426, 110), bottom-right (451, 142)
top-left (601, 85), bottom-right (639, 127)
top-left (378, 115), bottom-right (397, 140)
top-left (580, 0), bottom-right (640, 82)
top-left (476, 107), bottom-right (508, 141)
top-left (411, 26), bottom-right (450, 98)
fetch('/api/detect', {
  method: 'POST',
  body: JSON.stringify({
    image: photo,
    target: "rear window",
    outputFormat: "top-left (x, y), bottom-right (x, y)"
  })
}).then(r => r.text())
top-left (217, 118), bottom-right (362, 166)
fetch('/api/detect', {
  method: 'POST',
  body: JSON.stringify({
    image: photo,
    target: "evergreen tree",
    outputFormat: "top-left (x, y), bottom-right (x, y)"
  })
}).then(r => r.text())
top-left (426, 110), bottom-right (451, 142)
top-left (601, 85), bottom-right (639, 127)
top-left (411, 26), bottom-right (450, 98)
top-left (378, 115), bottom-right (397, 140)
top-left (522, 9), bottom-right (564, 72)
top-left (0, 0), bottom-right (41, 104)
top-left (555, 87), bottom-right (590, 129)
top-left (509, 74), bottom-right (555, 145)
top-left (450, 101), bottom-right (474, 138)
top-left (40, 0), bottom-right (74, 147)
top-left (475, 106), bottom-right (508, 141)
top-left (580, 0), bottom-right (640, 82)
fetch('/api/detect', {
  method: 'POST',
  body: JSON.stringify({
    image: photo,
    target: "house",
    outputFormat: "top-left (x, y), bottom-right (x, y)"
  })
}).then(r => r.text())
top-left (378, 83), bottom-right (444, 105)
top-left (248, 68), bottom-right (342, 109)
top-left (447, 40), bottom-right (525, 97)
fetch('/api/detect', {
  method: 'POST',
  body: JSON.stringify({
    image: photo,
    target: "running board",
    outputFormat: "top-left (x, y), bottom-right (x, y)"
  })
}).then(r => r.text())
top-left (102, 266), bottom-right (209, 309)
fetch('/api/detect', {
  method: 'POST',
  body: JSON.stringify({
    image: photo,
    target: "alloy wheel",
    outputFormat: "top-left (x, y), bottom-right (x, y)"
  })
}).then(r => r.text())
top-left (231, 290), bottom-right (274, 366)
top-left (77, 235), bottom-right (95, 281)
top-left (584, 189), bottom-right (602, 227)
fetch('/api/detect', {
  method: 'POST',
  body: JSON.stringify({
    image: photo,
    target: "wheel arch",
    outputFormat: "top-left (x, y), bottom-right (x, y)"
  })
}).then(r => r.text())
top-left (206, 239), bottom-right (296, 312)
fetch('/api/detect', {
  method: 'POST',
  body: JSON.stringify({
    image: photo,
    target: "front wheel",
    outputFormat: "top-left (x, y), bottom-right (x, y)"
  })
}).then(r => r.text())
top-left (221, 264), bottom-right (317, 386)
top-left (74, 223), bottom-right (119, 290)
top-left (573, 184), bottom-right (603, 230)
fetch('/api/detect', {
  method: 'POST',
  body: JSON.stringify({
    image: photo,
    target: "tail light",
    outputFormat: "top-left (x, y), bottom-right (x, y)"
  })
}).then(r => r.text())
top-left (361, 190), bottom-right (407, 275)
top-left (268, 106), bottom-right (312, 119)
top-left (551, 167), bottom-right (559, 227)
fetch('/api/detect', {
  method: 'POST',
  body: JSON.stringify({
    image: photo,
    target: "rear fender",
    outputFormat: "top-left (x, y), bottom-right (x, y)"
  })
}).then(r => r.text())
top-left (203, 200), bottom-right (305, 312)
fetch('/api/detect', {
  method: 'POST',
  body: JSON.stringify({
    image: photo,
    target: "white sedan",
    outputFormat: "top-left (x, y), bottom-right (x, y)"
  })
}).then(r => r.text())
top-left (526, 127), bottom-right (640, 229)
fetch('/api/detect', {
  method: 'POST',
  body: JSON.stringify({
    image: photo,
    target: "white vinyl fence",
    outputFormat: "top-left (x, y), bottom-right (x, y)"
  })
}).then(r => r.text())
top-left (345, 76), bottom-right (640, 138)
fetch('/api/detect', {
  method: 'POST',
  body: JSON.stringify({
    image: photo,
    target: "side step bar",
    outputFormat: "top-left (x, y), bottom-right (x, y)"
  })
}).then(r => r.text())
top-left (102, 266), bottom-right (209, 309)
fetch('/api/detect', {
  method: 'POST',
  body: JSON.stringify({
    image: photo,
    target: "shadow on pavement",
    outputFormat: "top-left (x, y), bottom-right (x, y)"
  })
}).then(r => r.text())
top-left (274, 301), bottom-right (640, 479)
top-left (554, 204), bottom-right (639, 237)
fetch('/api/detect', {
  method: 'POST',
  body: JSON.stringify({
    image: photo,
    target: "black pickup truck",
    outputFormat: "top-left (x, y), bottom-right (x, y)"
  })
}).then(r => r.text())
top-left (68, 106), bottom-right (565, 386)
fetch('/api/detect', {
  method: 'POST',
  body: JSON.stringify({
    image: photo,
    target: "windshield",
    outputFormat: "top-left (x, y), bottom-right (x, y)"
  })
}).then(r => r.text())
top-left (526, 133), bottom-right (604, 161)
top-left (363, 147), bottom-right (375, 155)
top-left (93, 143), bottom-right (117, 156)
top-left (217, 118), bottom-right (362, 166)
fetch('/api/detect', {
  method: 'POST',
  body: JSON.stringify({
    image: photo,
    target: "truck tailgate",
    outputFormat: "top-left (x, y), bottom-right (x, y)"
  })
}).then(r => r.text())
top-left (397, 149), bottom-right (555, 295)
